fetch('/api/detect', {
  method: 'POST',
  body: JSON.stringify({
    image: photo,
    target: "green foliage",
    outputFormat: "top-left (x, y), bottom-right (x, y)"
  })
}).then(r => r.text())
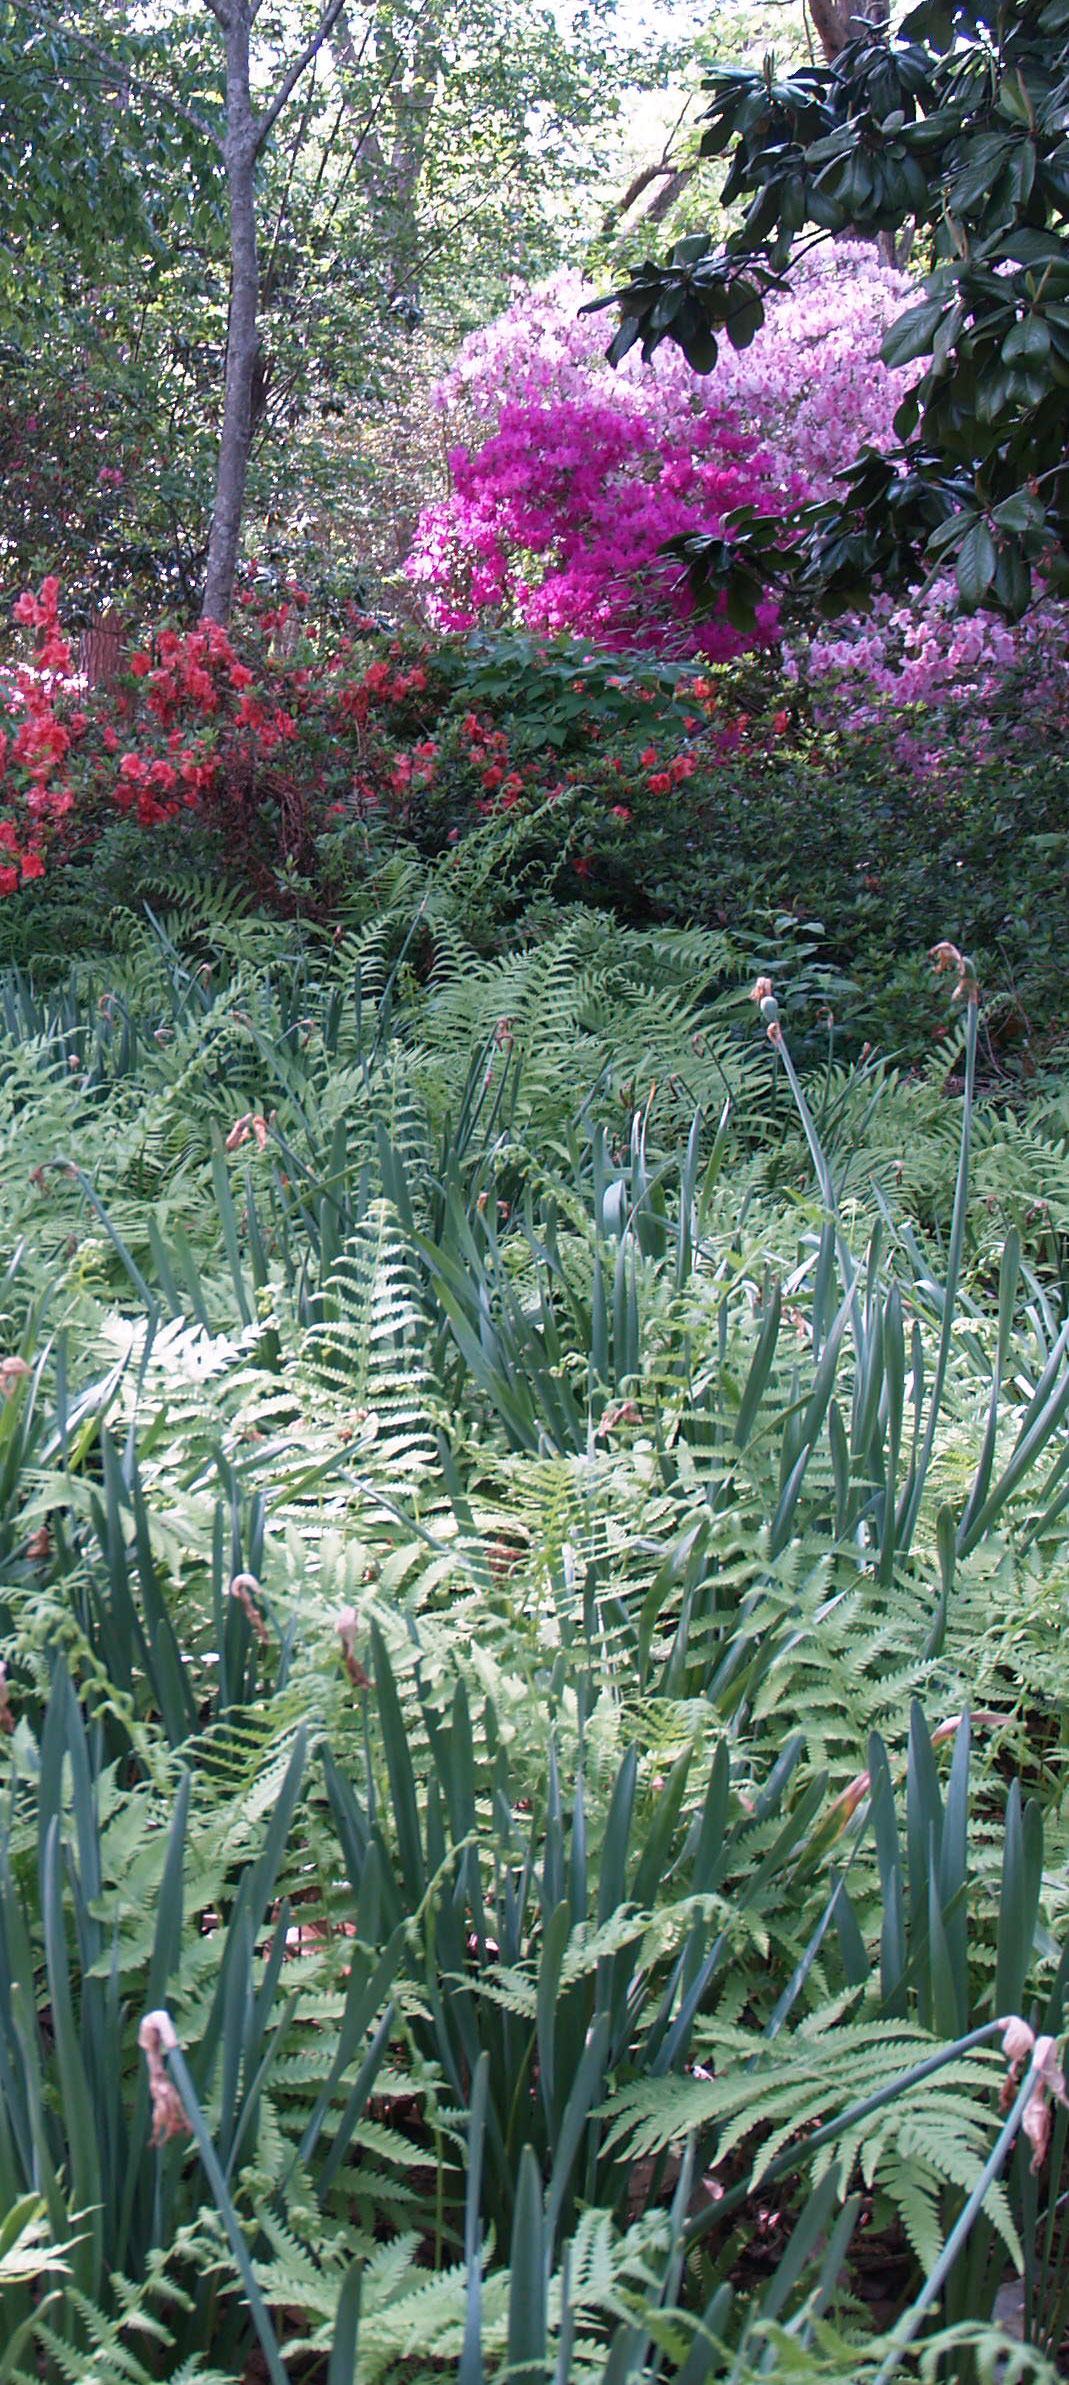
top-left (0, 0), bottom-right (631, 613)
top-left (368, 638), bottom-right (1069, 1066)
top-left (0, 896), bottom-right (1067, 2379)
top-left (0, 3), bottom-right (215, 321)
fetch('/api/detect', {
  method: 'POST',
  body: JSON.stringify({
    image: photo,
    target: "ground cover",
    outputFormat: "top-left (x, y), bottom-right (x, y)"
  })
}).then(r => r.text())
top-left (1, 887), bottom-right (1069, 2380)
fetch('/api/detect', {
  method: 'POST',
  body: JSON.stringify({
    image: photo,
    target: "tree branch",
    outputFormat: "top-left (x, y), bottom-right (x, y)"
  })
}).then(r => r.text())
top-left (317, 0), bottom-right (438, 233)
top-left (255, 0), bottom-right (349, 153)
top-left (262, 50), bottom-right (319, 296)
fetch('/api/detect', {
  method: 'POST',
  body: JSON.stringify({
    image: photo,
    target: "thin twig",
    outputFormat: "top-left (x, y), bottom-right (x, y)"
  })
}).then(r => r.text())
top-left (256, 0), bottom-right (349, 153)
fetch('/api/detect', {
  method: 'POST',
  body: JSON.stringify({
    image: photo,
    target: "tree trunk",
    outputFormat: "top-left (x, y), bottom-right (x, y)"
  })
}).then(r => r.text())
top-left (810, 0), bottom-right (894, 259)
top-left (808, 0), bottom-right (889, 59)
top-left (202, 7), bottom-right (260, 624)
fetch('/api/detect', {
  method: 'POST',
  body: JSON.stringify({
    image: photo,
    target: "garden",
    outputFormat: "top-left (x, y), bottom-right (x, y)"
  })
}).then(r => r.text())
top-left (4, 0), bottom-right (1069, 2379)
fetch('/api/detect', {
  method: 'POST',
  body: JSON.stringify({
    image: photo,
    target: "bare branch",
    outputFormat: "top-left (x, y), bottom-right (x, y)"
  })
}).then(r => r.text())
top-left (262, 51), bottom-right (319, 295)
top-left (254, 0), bottom-right (349, 153)
top-left (601, 160), bottom-right (670, 234)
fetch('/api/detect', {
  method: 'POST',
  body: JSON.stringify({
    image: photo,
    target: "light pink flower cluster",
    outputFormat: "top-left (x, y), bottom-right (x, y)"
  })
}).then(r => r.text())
top-left (798, 571), bottom-right (1069, 723)
top-left (1001, 2016), bottom-right (1067, 2174)
top-left (703, 245), bottom-right (917, 499)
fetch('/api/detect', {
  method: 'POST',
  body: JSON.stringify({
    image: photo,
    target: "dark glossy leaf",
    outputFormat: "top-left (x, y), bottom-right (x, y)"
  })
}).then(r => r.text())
top-left (954, 516), bottom-right (997, 606)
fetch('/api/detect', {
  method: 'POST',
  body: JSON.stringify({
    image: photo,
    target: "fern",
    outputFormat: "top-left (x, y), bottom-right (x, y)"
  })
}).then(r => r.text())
top-left (606, 2018), bottom-right (1021, 2269)
top-left (2, 903), bottom-right (1069, 2379)
top-left (12, 2281), bottom-right (236, 2385)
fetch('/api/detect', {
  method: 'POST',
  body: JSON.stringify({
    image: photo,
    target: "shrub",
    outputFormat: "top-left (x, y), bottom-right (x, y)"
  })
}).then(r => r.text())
top-left (796, 570), bottom-right (1069, 724)
top-left (427, 249), bottom-right (915, 497)
top-left (413, 253), bottom-right (1069, 729)
top-left (406, 391), bottom-right (789, 658)
top-left (0, 576), bottom-right (448, 900)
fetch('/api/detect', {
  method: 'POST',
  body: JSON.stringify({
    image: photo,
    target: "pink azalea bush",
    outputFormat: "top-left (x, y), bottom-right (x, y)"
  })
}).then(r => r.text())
top-left (409, 246), bottom-right (1069, 719)
top-left (430, 247), bottom-right (917, 499)
top-left (697, 245), bottom-right (917, 499)
top-left (406, 246), bottom-right (917, 659)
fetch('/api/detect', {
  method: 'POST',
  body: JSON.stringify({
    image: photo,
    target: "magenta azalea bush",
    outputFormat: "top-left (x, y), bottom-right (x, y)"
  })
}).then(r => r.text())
top-left (407, 389), bottom-right (790, 657)
top-left (410, 247), bottom-right (1069, 718)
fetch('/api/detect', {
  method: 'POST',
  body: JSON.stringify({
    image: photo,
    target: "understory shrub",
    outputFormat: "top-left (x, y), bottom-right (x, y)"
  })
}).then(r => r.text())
top-left (0, 332), bottom-right (219, 619)
top-left (2, 578), bottom-right (1066, 1066)
top-left (539, 688), bottom-right (1069, 1064)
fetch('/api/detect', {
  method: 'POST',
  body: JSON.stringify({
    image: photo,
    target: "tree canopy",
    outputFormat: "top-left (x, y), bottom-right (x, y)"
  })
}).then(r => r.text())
top-left (0, 0), bottom-right (627, 617)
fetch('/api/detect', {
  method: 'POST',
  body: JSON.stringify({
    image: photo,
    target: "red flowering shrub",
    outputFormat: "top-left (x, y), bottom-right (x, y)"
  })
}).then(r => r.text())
top-left (0, 578), bottom-right (793, 956)
top-left (0, 577), bottom-right (454, 896)
top-left (5, 577), bottom-right (1061, 1070)
top-left (3, 578), bottom-right (776, 902)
